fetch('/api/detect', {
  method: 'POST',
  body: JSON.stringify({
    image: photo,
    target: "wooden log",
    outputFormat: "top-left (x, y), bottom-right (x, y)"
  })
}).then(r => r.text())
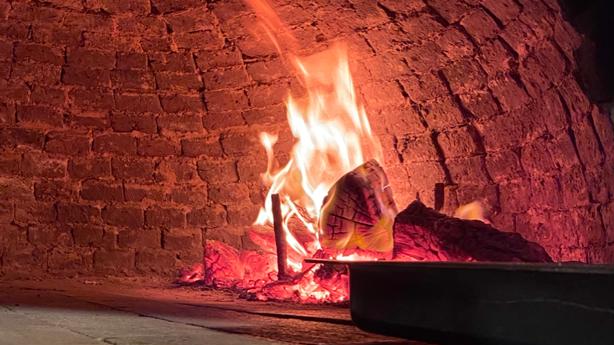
top-left (271, 193), bottom-right (289, 279)
top-left (319, 159), bottom-right (398, 252)
top-left (393, 200), bottom-right (553, 262)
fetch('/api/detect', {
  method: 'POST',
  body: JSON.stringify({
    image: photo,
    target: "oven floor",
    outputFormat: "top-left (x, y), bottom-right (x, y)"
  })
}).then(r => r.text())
top-left (0, 278), bottom-right (418, 345)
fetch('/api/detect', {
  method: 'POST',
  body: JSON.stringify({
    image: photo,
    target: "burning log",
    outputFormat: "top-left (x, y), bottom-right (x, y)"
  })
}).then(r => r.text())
top-left (319, 159), bottom-right (398, 252)
top-left (393, 200), bottom-right (553, 262)
top-left (271, 193), bottom-right (289, 279)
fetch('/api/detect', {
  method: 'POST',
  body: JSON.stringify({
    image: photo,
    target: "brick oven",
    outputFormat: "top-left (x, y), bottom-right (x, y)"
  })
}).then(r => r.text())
top-left (1, 0), bottom-right (613, 276)
top-left (0, 0), bottom-right (614, 343)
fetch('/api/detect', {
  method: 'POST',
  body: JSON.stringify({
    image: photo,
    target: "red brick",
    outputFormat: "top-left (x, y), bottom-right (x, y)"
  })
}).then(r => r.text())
top-left (34, 180), bottom-right (75, 201)
top-left (446, 156), bottom-right (490, 185)
top-left (137, 137), bottom-right (179, 156)
top-left (31, 87), bottom-right (66, 106)
top-left (482, 0), bottom-right (520, 25)
top-left (208, 183), bottom-right (249, 204)
top-left (118, 228), bottom-right (160, 249)
top-left (57, 203), bottom-right (100, 223)
top-left (246, 82), bottom-right (288, 108)
top-left (195, 49), bottom-right (243, 70)
top-left (136, 248), bottom-right (177, 274)
top-left (31, 24), bottom-right (81, 47)
top-left (103, 206), bottom-right (144, 228)
top-left (165, 7), bottom-right (215, 32)
top-left (0, 201), bottom-right (14, 224)
top-left (48, 247), bottom-right (83, 272)
top-left (236, 156), bottom-right (267, 182)
top-left (111, 69), bottom-right (156, 90)
top-left (441, 59), bottom-right (487, 94)
top-left (152, 0), bottom-right (205, 13)
top-left (0, 39), bottom-right (12, 61)
top-left (485, 150), bottom-right (523, 183)
top-left (27, 225), bottom-right (71, 246)
top-left (460, 9), bottom-right (499, 44)
top-left (124, 184), bottom-right (165, 202)
top-left (202, 66), bottom-right (250, 90)
top-left (396, 135), bottom-right (438, 163)
top-left (169, 187), bottom-right (207, 206)
top-left (93, 133), bottom-right (137, 155)
top-left (436, 28), bottom-right (475, 60)
top-left (174, 30), bottom-right (224, 50)
top-left (242, 104), bottom-right (286, 126)
top-left (69, 112), bottom-right (110, 129)
top-left (150, 52), bottom-right (195, 73)
top-left (0, 102), bottom-right (15, 125)
top-left (45, 131), bottom-right (90, 155)
top-left (0, 80), bottom-right (29, 102)
top-left (69, 89), bottom-right (114, 110)
top-left (145, 207), bottom-right (185, 228)
top-left (21, 153), bottom-right (66, 178)
top-left (479, 39), bottom-right (514, 75)
top-left (81, 180), bottom-right (124, 201)
top-left (181, 137), bottom-right (223, 157)
top-left (117, 52), bottom-right (147, 70)
top-left (187, 204), bottom-right (227, 227)
top-left (500, 19), bottom-right (538, 57)
top-left (67, 48), bottom-right (115, 69)
top-left (227, 204), bottom-right (260, 226)
top-left (399, 73), bottom-right (448, 103)
top-left (220, 131), bottom-right (261, 156)
top-left (489, 76), bottom-right (530, 112)
top-left (84, 0), bottom-right (150, 15)
top-left (162, 228), bottom-right (202, 254)
top-left (115, 94), bottom-right (163, 113)
top-left (68, 158), bottom-right (111, 179)
top-left (16, 105), bottom-right (63, 127)
top-left (202, 111), bottom-right (246, 130)
top-left (158, 114), bottom-right (203, 132)
top-left (110, 113), bottom-right (157, 133)
top-left (420, 96), bottom-right (465, 130)
top-left (94, 249), bottom-right (135, 273)
top-left (117, 16), bottom-right (166, 35)
top-left (111, 158), bottom-right (156, 180)
top-left (157, 159), bottom-right (198, 183)
top-left (14, 201), bottom-right (56, 224)
top-left (156, 72), bottom-right (201, 91)
top-left (7, 128), bottom-right (45, 149)
top-left (398, 14), bottom-right (445, 42)
top-left (160, 94), bottom-right (204, 113)
top-left (63, 66), bottom-right (111, 87)
top-left (11, 61), bottom-right (60, 85)
top-left (198, 161), bottom-right (238, 184)
top-left (14, 43), bottom-right (63, 65)
top-left (458, 90), bottom-right (500, 119)
top-left (245, 59), bottom-right (289, 83)
top-left (71, 224), bottom-right (103, 247)
top-left (0, 153), bottom-right (20, 175)
top-left (0, 20), bottom-right (29, 40)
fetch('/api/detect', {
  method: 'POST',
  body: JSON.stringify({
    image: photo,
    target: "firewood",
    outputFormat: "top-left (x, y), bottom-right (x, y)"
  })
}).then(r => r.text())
top-left (271, 193), bottom-right (289, 279)
top-left (393, 200), bottom-right (553, 262)
top-left (319, 159), bottom-right (398, 252)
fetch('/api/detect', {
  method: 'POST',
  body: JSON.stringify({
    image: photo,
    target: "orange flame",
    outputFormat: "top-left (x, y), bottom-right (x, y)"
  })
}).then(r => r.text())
top-left (247, 1), bottom-right (383, 278)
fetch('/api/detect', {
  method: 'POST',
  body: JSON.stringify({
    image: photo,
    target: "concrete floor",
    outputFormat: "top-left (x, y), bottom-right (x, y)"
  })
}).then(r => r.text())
top-left (0, 279), bottom-right (415, 345)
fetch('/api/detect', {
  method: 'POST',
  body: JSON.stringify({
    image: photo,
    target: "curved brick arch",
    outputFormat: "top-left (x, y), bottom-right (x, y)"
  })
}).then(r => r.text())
top-left (0, 0), bottom-right (613, 277)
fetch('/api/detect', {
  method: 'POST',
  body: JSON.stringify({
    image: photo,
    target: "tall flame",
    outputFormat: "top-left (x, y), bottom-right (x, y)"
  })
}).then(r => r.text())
top-left (255, 45), bottom-right (383, 271)
top-left (247, 0), bottom-right (383, 275)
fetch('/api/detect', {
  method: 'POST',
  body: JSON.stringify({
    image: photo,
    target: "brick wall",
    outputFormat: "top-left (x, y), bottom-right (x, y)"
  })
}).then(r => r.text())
top-left (1, 0), bottom-right (613, 277)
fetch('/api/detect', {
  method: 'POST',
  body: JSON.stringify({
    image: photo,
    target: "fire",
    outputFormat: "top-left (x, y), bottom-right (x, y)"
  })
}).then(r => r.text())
top-left (254, 45), bottom-right (383, 274)
top-left (178, 0), bottom-right (493, 303)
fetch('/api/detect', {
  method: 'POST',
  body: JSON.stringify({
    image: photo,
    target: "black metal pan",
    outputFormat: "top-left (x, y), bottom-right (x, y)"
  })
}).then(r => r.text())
top-left (306, 260), bottom-right (614, 345)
